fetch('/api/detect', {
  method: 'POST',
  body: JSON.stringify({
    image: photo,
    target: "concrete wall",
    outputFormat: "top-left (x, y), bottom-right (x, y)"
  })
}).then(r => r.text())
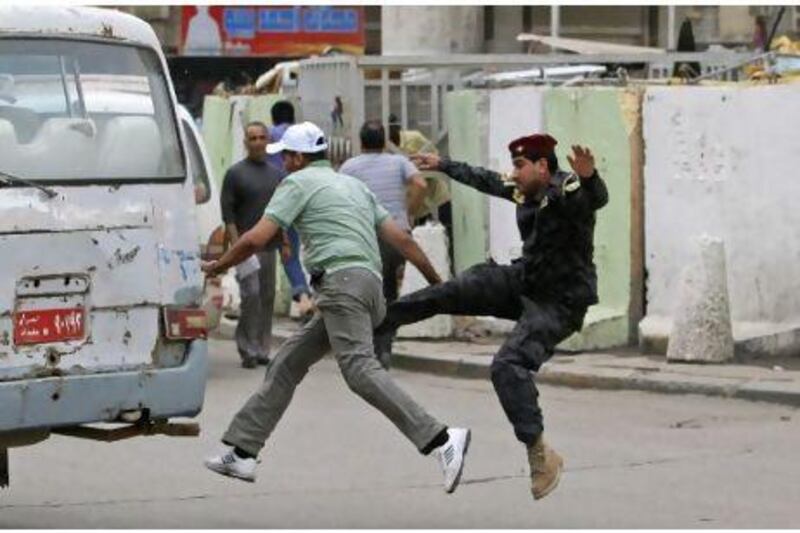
top-left (444, 90), bottom-right (490, 275)
top-left (474, 87), bottom-right (545, 335)
top-left (443, 87), bottom-right (547, 274)
top-left (381, 6), bottom-right (484, 55)
top-left (200, 96), bottom-right (233, 188)
top-left (443, 86), bottom-right (643, 350)
top-left (201, 94), bottom-right (296, 188)
top-left (487, 87), bottom-right (544, 267)
top-left (545, 88), bottom-right (644, 350)
top-left (640, 84), bottom-right (800, 356)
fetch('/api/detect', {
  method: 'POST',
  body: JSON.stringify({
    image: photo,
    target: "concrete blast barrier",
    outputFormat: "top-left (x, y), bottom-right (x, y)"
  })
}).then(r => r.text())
top-left (443, 90), bottom-right (490, 275)
top-left (640, 84), bottom-right (800, 357)
top-left (442, 86), bottom-right (644, 350)
top-left (482, 86), bottom-right (547, 335)
top-left (397, 222), bottom-right (454, 338)
top-left (488, 86), bottom-right (545, 268)
top-left (443, 87), bottom-right (537, 336)
top-left (666, 235), bottom-right (734, 363)
top-left (545, 88), bottom-right (644, 351)
top-left (200, 95), bottom-right (233, 188)
top-left (201, 94), bottom-right (298, 188)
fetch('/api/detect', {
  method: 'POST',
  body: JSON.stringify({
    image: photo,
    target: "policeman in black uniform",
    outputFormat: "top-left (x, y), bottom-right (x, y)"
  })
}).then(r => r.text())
top-left (375, 133), bottom-right (608, 500)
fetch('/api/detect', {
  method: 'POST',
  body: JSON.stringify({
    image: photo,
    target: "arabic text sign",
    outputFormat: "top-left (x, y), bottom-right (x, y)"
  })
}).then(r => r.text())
top-left (181, 6), bottom-right (365, 56)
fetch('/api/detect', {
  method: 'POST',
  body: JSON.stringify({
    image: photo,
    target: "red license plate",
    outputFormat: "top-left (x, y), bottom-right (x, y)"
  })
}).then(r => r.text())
top-left (13, 308), bottom-right (86, 346)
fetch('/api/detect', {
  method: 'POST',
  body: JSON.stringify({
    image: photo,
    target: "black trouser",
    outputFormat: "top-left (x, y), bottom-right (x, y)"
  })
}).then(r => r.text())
top-left (374, 235), bottom-right (408, 369)
top-left (377, 261), bottom-right (585, 446)
top-left (379, 236), bottom-right (406, 303)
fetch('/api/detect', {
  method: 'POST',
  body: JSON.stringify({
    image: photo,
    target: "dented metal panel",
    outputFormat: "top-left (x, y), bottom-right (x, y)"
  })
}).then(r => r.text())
top-left (0, 185), bottom-right (203, 382)
top-left (0, 187), bottom-right (151, 234)
top-left (0, 6), bottom-right (206, 441)
top-left (0, 339), bottom-right (207, 432)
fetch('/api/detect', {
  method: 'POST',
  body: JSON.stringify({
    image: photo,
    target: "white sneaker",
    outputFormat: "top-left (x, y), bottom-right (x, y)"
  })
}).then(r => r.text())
top-left (204, 447), bottom-right (257, 483)
top-left (435, 427), bottom-right (471, 493)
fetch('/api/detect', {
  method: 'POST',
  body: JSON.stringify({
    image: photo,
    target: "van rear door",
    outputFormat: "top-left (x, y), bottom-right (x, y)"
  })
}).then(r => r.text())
top-left (0, 38), bottom-right (197, 385)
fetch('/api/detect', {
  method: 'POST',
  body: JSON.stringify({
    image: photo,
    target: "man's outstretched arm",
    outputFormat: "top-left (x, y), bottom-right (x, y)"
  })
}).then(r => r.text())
top-left (202, 217), bottom-right (281, 277)
top-left (378, 218), bottom-right (442, 286)
top-left (413, 153), bottom-right (514, 201)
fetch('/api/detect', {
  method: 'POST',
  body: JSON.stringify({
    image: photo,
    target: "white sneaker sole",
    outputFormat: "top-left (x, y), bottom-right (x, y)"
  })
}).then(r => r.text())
top-left (446, 428), bottom-right (471, 494)
top-left (204, 459), bottom-right (256, 483)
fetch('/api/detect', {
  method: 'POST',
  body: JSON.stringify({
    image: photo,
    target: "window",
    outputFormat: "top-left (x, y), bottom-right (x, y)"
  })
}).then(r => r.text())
top-left (0, 39), bottom-right (184, 182)
top-left (182, 118), bottom-right (211, 204)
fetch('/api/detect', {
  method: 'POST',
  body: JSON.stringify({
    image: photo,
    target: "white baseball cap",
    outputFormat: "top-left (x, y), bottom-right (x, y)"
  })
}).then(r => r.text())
top-left (266, 121), bottom-right (328, 155)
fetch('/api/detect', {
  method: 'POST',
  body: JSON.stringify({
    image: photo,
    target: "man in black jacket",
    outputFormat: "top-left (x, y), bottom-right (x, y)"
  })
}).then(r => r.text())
top-left (220, 121), bottom-right (284, 369)
top-left (376, 133), bottom-right (608, 501)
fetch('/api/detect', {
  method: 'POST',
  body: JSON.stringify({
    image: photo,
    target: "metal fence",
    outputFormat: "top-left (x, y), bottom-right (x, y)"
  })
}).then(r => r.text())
top-left (298, 51), bottom-right (758, 164)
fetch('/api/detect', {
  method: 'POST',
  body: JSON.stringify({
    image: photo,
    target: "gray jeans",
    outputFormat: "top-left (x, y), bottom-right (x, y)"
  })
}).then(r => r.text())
top-left (236, 250), bottom-right (276, 363)
top-left (223, 267), bottom-right (446, 457)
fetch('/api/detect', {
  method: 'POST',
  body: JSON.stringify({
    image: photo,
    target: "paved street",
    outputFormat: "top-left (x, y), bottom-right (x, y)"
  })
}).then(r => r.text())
top-left (1, 337), bottom-right (799, 528)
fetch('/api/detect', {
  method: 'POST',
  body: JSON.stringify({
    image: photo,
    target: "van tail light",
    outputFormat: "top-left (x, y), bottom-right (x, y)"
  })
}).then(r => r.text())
top-left (163, 306), bottom-right (207, 340)
top-left (201, 226), bottom-right (226, 261)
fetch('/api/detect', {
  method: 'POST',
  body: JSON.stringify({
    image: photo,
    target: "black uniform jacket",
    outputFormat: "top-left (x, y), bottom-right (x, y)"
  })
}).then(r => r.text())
top-left (439, 158), bottom-right (609, 308)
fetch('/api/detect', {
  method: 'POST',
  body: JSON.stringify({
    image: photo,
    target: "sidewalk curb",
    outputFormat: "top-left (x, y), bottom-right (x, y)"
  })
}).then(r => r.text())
top-left (391, 350), bottom-right (800, 408)
top-left (214, 318), bottom-right (800, 408)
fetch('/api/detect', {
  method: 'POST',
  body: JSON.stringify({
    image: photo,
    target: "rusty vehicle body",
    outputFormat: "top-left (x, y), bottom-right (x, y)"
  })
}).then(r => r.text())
top-left (0, 6), bottom-right (208, 486)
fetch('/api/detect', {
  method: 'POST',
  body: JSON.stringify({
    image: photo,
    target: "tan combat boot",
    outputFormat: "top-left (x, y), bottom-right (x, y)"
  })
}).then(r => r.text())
top-left (527, 434), bottom-right (564, 500)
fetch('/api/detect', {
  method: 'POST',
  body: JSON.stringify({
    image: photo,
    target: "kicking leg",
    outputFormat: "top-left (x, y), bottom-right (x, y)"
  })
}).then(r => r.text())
top-left (381, 261), bottom-right (524, 331)
top-left (375, 261), bottom-right (524, 365)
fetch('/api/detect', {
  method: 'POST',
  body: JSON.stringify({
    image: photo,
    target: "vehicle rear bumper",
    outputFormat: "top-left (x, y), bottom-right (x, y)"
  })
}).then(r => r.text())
top-left (0, 340), bottom-right (208, 432)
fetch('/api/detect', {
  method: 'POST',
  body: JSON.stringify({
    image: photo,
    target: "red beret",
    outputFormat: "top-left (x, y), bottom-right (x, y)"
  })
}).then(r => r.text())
top-left (508, 134), bottom-right (558, 161)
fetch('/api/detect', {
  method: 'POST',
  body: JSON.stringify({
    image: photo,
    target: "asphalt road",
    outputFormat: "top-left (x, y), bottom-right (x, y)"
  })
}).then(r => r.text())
top-left (1, 337), bottom-right (799, 528)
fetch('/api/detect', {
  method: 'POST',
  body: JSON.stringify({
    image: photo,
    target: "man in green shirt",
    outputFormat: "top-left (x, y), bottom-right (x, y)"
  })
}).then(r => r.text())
top-left (201, 122), bottom-right (470, 494)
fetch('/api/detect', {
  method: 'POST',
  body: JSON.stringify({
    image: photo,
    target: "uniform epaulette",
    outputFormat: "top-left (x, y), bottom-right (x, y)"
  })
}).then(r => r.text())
top-left (562, 173), bottom-right (581, 194)
top-left (501, 172), bottom-right (526, 205)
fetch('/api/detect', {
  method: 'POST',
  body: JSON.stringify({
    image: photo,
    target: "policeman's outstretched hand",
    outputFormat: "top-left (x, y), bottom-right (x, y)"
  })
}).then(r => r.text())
top-left (411, 153), bottom-right (441, 171)
top-left (566, 145), bottom-right (596, 179)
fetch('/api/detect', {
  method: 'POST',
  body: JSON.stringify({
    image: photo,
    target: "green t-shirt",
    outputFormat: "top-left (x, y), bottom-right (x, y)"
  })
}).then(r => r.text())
top-left (264, 160), bottom-right (391, 278)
